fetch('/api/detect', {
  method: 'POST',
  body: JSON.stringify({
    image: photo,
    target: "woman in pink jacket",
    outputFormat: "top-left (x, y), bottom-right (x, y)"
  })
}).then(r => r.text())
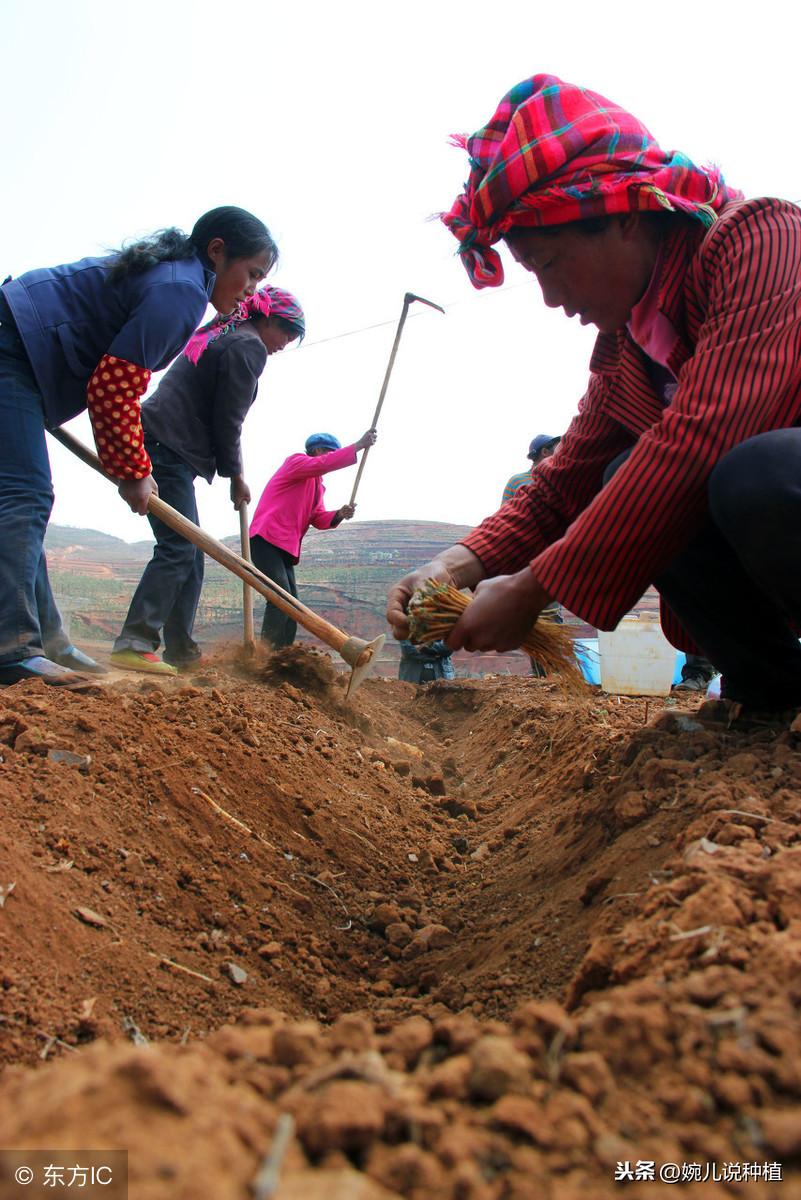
top-left (249, 428), bottom-right (376, 646)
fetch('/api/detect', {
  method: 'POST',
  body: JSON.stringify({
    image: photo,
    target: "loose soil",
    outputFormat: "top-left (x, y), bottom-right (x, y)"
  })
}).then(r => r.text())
top-left (1, 648), bottom-right (800, 1198)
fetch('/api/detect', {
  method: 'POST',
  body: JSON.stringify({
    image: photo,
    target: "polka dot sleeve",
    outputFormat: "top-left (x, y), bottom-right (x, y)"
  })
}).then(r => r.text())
top-left (86, 355), bottom-right (152, 479)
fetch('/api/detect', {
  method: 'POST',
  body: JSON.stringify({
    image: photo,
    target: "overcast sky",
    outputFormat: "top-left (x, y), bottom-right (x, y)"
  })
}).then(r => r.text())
top-left (3, 0), bottom-right (798, 544)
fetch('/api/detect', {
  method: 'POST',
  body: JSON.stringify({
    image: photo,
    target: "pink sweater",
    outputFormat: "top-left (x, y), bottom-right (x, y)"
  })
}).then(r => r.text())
top-left (249, 443), bottom-right (358, 560)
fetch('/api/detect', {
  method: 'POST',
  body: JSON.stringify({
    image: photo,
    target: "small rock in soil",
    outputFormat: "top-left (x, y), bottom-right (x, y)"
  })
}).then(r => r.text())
top-left (73, 907), bottom-right (108, 929)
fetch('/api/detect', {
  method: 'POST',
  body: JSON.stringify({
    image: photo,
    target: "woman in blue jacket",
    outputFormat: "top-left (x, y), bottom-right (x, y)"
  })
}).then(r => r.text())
top-left (0, 206), bottom-right (277, 686)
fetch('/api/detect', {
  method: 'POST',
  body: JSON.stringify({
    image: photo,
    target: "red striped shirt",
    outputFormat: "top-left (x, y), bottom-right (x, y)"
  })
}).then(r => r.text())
top-left (462, 198), bottom-right (801, 645)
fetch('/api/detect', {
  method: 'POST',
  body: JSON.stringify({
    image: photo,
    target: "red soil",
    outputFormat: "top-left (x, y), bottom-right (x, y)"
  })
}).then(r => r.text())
top-left (1, 650), bottom-right (800, 1198)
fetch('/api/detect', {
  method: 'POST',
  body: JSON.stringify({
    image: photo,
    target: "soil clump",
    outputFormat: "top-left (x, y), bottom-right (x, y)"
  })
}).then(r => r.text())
top-left (1, 651), bottom-right (800, 1197)
top-left (255, 644), bottom-right (340, 697)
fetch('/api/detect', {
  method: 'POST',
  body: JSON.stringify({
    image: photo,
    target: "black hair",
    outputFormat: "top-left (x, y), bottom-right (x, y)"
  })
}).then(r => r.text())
top-left (107, 206), bottom-right (278, 281)
top-left (574, 216), bottom-right (612, 236)
top-left (572, 213), bottom-right (678, 237)
top-left (268, 314), bottom-right (305, 342)
top-left (506, 216), bottom-right (611, 241)
top-left (507, 211), bottom-right (680, 242)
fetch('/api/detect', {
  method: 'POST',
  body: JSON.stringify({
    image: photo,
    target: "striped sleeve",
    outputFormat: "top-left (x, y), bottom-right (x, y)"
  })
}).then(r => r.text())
top-left (463, 375), bottom-right (633, 574)
top-left (530, 198), bottom-right (801, 628)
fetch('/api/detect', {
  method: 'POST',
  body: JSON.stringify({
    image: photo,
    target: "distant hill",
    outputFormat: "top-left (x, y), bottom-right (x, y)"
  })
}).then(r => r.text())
top-left (43, 525), bottom-right (152, 561)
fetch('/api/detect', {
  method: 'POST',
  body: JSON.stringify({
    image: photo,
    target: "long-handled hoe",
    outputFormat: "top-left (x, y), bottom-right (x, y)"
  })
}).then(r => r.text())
top-left (347, 291), bottom-right (444, 508)
top-left (238, 500), bottom-right (255, 653)
top-left (50, 427), bottom-right (385, 697)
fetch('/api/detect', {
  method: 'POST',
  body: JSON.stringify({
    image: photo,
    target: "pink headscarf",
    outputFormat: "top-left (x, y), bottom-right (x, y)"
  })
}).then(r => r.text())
top-left (184, 285), bottom-right (305, 364)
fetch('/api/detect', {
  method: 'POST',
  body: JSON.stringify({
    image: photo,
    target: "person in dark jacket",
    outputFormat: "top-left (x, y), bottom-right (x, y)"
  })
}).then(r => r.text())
top-left (111, 286), bottom-right (305, 674)
top-left (0, 207), bottom-right (277, 687)
top-left (398, 640), bottom-right (455, 684)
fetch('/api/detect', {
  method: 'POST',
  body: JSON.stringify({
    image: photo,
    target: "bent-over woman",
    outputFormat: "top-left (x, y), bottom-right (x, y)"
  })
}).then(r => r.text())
top-left (0, 206), bottom-right (277, 686)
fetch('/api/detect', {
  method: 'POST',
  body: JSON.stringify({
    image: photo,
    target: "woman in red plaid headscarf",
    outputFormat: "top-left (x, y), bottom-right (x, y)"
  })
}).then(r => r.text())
top-left (389, 74), bottom-right (801, 721)
top-left (111, 285), bottom-right (305, 675)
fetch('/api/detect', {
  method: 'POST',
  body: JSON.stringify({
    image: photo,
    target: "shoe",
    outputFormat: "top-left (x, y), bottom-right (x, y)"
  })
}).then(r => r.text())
top-left (0, 655), bottom-right (91, 688)
top-left (695, 697), bottom-right (800, 731)
top-left (109, 650), bottom-right (177, 676)
top-left (163, 654), bottom-right (203, 673)
top-left (673, 674), bottom-right (708, 692)
top-left (50, 645), bottom-right (109, 675)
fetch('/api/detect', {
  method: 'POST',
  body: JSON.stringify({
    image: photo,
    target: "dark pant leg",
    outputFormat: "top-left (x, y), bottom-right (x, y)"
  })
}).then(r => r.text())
top-left (680, 653), bottom-right (715, 683)
top-left (36, 550), bottom-right (70, 657)
top-left (162, 540), bottom-right (204, 665)
top-left (0, 324), bottom-right (54, 664)
top-left (249, 536), bottom-right (298, 647)
top-left (114, 442), bottom-right (203, 661)
top-left (663, 430), bottom-right (801, 708)
top-left (605, 434), bottom-right (801, 709)
top-left (161, 527), bottom-right (204, 667)
top-left (709, 430), bottom-right (801, 621)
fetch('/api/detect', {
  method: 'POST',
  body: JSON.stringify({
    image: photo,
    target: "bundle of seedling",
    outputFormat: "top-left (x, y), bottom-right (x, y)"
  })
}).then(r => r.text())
top-left (407, 579), bottom-right (585, 693)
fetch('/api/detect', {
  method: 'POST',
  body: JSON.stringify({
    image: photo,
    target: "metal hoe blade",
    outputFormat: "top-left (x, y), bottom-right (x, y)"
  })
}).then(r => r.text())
top-left (404, 291), bottom-right (446, 314)
top-left (340, 634), bottom-right (387, 697)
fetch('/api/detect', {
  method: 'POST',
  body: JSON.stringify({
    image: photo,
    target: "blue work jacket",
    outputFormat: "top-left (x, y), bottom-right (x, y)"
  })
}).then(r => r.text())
top-left (1, 254), bottom-right (215, 426)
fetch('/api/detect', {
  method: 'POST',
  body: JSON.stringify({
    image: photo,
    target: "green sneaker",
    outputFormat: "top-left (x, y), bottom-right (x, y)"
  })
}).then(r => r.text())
top-left (110, 650), bottom-right (177, 676)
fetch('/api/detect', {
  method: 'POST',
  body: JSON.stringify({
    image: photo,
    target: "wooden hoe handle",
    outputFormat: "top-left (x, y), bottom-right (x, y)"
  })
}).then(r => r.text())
top-left (238, 503), bottom-right (255, 647)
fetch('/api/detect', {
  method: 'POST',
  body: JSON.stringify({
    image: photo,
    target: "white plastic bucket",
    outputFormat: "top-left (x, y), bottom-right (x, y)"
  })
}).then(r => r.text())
top-left (598, 613), bottom-right (677, 696)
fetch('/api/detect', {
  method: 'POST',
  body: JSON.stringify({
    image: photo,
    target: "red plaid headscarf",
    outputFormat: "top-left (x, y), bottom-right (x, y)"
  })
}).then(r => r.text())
top-left (443, 74), bottom-right (742, 288)
top-left (184, 285), bottom-right (305, 363)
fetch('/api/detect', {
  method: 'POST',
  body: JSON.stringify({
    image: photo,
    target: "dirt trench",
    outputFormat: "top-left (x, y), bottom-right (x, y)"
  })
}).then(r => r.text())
top-left (1, 648), bottom-right (800, 1198)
